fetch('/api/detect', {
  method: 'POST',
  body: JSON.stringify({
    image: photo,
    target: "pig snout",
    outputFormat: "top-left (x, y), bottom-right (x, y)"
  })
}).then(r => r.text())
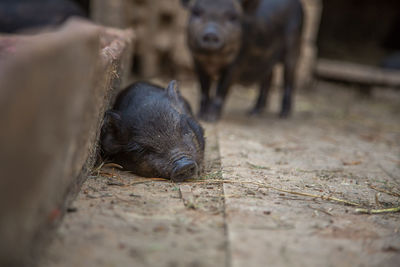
top-left (171, 157), bottom-right (198, 181)
top-left (199, 23), bottom-right (223, 51)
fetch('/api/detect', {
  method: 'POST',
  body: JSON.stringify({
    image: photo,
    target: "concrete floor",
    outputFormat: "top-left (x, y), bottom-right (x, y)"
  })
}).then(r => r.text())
top-left (40, 80), bottom-right (400, 267)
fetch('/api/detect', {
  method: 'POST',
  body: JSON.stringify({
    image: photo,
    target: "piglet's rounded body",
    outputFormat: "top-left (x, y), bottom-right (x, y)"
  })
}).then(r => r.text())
top-left (101, 81), bottom-right (205, 182)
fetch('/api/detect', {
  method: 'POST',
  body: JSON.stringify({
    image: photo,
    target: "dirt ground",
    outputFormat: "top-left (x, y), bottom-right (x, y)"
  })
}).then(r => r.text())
top-left (39, 80), bottom-right (400, 267)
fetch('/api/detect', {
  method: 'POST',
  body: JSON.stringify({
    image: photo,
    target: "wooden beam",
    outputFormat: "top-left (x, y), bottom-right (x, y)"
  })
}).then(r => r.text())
top-left (315, 58), bottom-right (400, 88)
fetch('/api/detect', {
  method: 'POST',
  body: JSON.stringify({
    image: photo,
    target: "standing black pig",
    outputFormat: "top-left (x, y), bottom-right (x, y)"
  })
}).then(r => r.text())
top-left (0, 0), bottom-right (86, 33)
top-left (181, 0), bottom-right (303, 121)
top-left (101, 81), bottom-right (205, 182)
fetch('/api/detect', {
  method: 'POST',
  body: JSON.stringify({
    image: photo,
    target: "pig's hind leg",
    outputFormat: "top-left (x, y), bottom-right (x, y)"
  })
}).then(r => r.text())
top-left (195, 62), bottom-right (212, 120)
top-left (280, 6), bottom-right (303, 118)
top-left (249, 71), bottom-right (272, 116)
top-left (280, 35), bottom-right (301, 118)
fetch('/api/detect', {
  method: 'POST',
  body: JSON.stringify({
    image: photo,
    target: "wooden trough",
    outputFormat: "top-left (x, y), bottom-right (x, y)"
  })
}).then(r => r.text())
top-left (0, 19), bottom-right (134, 266)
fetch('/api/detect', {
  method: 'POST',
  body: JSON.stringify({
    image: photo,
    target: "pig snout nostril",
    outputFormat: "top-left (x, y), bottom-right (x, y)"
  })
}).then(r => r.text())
top-left (171, 159), bottom-right (198, 181)
top-left (200, 26), bottom-right (223, 50)
top-left (203, 33), bottom-right (219, 43)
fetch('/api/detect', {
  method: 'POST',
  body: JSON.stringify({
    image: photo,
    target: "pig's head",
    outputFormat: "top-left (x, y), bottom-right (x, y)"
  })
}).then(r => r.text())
top-left (101, 81), bottom-right (205, 182)
top-left (182, 0), bottom-right (259, 74)
top-left (182, 0), bottom-right (244, 51)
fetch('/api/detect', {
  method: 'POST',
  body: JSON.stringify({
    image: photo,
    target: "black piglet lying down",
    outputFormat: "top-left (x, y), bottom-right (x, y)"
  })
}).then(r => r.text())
top-left (101, 81), bottom-right (205, 182)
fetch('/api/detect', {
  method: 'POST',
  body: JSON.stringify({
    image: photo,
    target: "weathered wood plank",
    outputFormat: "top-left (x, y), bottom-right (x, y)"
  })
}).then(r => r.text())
top-left (0, 19), bottom-right (134, 266)
top-left (315, 58), bottom-right (400, 88)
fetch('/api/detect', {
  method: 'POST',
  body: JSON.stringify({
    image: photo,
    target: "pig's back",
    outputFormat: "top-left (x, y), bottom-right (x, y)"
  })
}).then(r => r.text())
top-left (114, 82), bottom-right (166, 112)
top-left (113, 82), bottom-right (193, 116)
top-left (236, 0), bottom-right (303, 84)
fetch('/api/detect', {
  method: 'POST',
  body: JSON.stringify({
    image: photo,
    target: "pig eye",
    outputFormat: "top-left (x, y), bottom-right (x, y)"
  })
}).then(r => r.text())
top-left (127, 142), bottom-right (156, 154)
top-left (192, 7), bottom-right (204, 17)
top-left (128, 144), bottom-right (159, 157)
top-left (227, 12), bottom-right (239, 22)
top-left (126, 143), bottom-right (144, 154)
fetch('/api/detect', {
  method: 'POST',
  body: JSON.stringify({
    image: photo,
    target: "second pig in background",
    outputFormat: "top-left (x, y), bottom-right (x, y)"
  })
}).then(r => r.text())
top-left (181, 0), bottom-right (303, 121)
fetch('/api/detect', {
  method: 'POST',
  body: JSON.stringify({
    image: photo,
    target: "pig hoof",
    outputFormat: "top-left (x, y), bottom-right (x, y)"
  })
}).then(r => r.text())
top-left (198, 110), bottom-right (208, 120)
top-left (248, 108), bottom-right (263, 117)
top-left (203, 112), bottom-right (220, 122)
top-left (279, 110), bottom-right (291, 118)
top-left (198, 110), bottom-right (220, 122)
top-left (203, 104), bottom-right (222, 122)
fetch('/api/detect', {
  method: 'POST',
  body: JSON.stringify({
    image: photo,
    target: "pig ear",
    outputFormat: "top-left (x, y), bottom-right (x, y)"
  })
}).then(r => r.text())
top-left (181, 0), bottom-right (193, 8)
top-left (240, 0), bottom-right (260, 11)
top-left (166, 80), bottom-right (181, 104)
top-left (101, 110), bottom-right (126, 154)
top-left (103, 110), bottom-right (122, 130)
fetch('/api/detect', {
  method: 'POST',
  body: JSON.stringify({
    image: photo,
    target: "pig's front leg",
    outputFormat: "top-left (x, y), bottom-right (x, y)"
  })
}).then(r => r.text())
top-left (249, 70), bottom-right (273, 116)
top-left (195, 61), bottom-right (212, 120)
top-left (206, 67), bottom-right (234, 122)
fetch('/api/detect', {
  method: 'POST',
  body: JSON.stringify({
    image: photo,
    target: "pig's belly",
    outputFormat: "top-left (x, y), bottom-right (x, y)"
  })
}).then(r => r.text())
top-left (235, 59), bottom-right (275, 85)
top-left (235, 47), bottom-right (282, 85)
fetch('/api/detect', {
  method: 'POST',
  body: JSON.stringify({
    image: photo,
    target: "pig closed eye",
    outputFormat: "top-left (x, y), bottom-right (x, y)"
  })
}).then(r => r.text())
top-left (127, 143), bottom-right (151, 155)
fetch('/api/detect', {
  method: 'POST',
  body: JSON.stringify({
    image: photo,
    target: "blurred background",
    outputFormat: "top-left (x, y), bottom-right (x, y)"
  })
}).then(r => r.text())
top-left (2, 0), bottom-right (400, 85)
top-left (77, 0), bottom-right (400, 79)
top-left (0, 1), bottom-right (399, 266)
